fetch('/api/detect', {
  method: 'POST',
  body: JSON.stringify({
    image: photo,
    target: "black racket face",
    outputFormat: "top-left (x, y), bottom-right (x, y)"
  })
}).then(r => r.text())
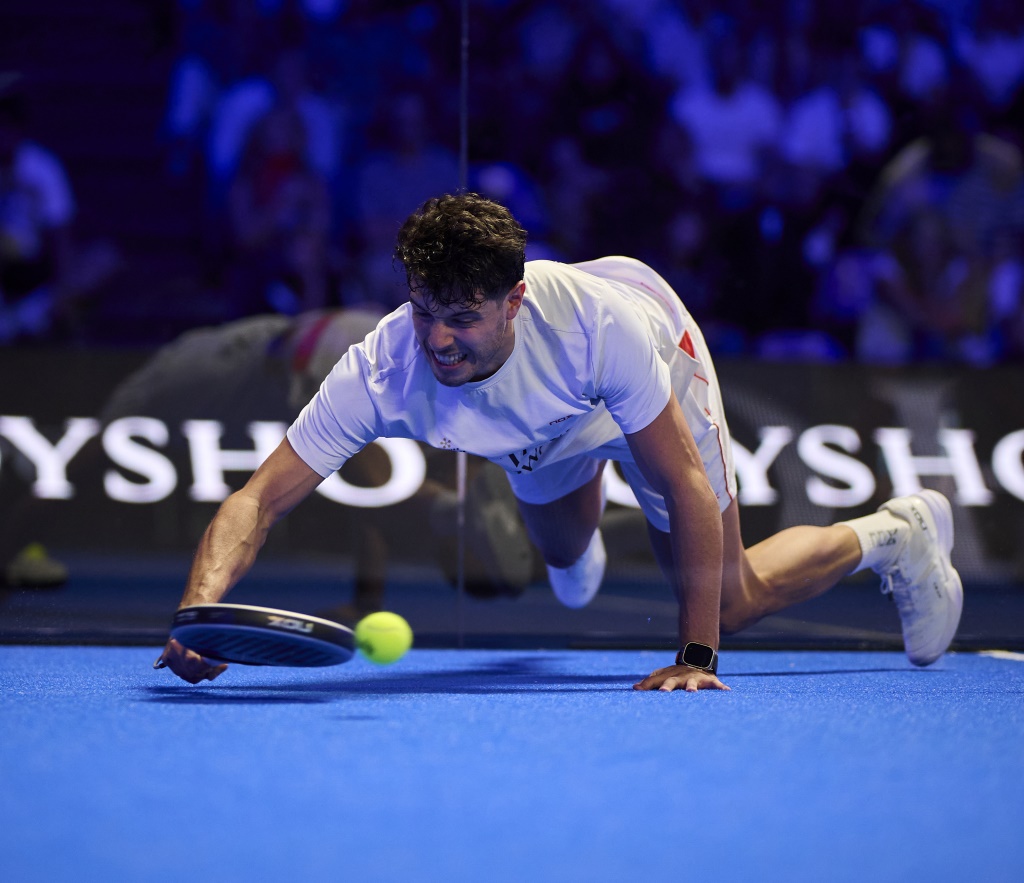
top-left (171, 604), bottom-right (355, 667)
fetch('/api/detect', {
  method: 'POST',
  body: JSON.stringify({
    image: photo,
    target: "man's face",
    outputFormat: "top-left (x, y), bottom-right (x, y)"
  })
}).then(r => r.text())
top-left (410, 283), bottom-right (525, 387)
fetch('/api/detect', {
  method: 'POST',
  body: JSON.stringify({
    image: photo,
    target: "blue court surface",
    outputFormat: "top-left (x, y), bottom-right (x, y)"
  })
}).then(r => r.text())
top-left (1, 646), bottom-right (1022, 883)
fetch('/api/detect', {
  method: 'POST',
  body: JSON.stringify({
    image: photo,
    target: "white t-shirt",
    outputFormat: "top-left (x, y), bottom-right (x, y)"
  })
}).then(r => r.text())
top-left (289, 257), bottom-right (700, 475)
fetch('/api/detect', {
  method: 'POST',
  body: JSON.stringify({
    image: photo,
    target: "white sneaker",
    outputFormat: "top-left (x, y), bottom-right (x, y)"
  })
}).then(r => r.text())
top-left (876, 490), bottom-right (963, 666)
top-left (547, 530), bottom-right (606, 609)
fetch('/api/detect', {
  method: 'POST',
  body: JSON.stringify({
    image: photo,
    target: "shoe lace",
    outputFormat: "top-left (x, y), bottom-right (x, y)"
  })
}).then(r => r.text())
top-left (880, 569), bottom-right (916, 620)
top-left (880, 570), bottom-right (908, 601)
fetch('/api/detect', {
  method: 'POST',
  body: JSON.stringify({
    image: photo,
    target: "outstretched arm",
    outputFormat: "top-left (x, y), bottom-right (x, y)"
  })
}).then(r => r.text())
top-left (624, 396), bottom-right (729, 693)
top-left (155, 438), bottom-right (325, 683)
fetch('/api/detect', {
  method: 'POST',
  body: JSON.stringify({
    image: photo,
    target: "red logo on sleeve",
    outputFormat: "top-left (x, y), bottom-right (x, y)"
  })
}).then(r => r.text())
top-left (678, 330), bottom-right (695, 359)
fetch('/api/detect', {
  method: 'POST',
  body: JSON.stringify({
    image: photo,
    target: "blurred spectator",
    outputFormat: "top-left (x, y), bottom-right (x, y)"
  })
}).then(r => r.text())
top-left (162, 0), bottom-right (237, 179)
top-left (226, 104), bottom-right (334, 316)
top-left (13, 0), bottom-right (1024, 360)
top-left (629, 0), bottom-right (711, 92)
top-left (470, 3), bottom-right (581, 171)
top-left (988, 240), bottom-right (1024, 359)
top-left (871, 207), bottom-right (993, 362)
top-left (780, 52), bottom-right (892, 209)
top-left (470, 161), bottom-right (555, 259)
top-left (668, 24), bottom-right (784, 335)
top-left (207, 46), bottom-right (343, 211)
top-left (748, 42), bottom-right (894, 353)
top-left (0, 84), bottom-right (73, 342)
top-left (162, 0), bottom-right (325, 182)
top-left (897, 4), bottom-right (954, 104)
top-left (954, 1), bottom-right (1024, 112)
top-left (659, 207), bottom-right (718, 325)
top-left (821, 110), bottom-right (1024, 363)
top-left (0, 77), bottom-right (119, 344)
top-left (669, 26), bottom-right (784, 213)
top-left (547, 19), bottom-right (670, 256)
top-left (540, 137), bottom-right (610, 261)
top-left (860, 109), bottom-right (1022, 261)
top-left (352, 92), bottom-right (458, 309)
top-left (986, 187), bottom-right (1024, 359)
top-left (812, 246), bottom-right (895, 361)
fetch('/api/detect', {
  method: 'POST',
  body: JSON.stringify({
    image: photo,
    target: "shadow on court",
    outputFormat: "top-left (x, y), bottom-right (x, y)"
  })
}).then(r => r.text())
top-left (138, 653), bottom-right (942, 703)
top-left (138, 675), bottom-right (640, 703)
top-left (142, 685), bottom-right (337, 704)
top-left (724, 668), bottom-right (941, 677)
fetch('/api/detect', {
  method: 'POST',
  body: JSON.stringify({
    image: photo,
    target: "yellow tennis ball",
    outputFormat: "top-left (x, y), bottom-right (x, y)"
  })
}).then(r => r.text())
top-left (355, 611), bottom-right (413, 665)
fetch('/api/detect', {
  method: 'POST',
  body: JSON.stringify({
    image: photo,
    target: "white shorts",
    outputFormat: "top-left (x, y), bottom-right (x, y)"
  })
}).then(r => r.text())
top-left (507, 274), bottom-right (737, 532)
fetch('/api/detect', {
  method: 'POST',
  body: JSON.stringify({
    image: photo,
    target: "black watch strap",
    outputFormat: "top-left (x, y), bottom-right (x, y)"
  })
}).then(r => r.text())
top-left (675, 642), bottom-right (718, 675)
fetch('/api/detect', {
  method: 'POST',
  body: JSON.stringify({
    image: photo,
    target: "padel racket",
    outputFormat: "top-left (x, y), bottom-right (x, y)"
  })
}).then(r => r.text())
top-left (170, 604), bottom-right (355, 667)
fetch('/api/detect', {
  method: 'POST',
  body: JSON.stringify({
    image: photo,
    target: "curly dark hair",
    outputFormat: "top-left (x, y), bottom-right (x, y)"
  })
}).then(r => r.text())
top-left (394, 192), bottom-right (527, 307)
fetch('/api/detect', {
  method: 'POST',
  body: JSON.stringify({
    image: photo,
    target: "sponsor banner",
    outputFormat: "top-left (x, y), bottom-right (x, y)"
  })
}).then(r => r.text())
top-left (1, 349), bottom-right (1022, 582)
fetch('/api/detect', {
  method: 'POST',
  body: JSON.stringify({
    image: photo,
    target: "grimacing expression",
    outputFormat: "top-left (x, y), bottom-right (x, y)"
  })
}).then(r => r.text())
top-left (410, 284), bottom-right (525, 387)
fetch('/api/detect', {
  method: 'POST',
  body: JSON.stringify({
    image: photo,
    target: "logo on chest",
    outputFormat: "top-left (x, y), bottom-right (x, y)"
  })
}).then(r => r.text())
top-left (504, 429), bottom-right (567, 474)
top-left (507, 446), bottom-right (543, 473)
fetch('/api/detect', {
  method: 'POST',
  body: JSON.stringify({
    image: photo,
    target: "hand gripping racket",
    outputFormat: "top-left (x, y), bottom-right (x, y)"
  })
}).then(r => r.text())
top-left (167, 604), bottom-right (356, 667)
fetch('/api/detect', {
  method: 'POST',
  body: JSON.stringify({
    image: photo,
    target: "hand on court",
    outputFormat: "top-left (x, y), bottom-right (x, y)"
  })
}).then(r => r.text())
top-left (632, 664), bottom-right (730, 693)
top-left (153, 638), bottom-right (228, 684)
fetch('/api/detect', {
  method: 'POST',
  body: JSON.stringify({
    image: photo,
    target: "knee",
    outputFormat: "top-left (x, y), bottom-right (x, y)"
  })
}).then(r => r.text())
top-left (540, 547), bottom-right (582, 570)
top-left (522, 516), bottom-right (598, 569)
top-left (719, 600), bottom-right (756, 635)
top-left (719, 576), bottom-right (767, 635)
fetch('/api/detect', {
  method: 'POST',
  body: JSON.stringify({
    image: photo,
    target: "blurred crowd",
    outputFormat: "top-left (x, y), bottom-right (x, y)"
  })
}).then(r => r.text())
top-left (2, 0), bottom-right (1024, 363)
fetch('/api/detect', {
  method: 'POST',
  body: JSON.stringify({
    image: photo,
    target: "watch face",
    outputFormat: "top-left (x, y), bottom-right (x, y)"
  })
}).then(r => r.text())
top-left (682, 642), bottom-right (716, 669)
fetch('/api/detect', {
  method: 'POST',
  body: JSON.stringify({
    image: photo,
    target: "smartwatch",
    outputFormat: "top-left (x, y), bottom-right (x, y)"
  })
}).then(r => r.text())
top-left (675, 642), bottom-right (718, 675)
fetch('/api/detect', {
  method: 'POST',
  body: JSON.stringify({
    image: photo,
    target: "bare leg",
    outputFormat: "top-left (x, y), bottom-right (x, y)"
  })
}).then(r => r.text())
top-left (647, 499), bottom-right (862, 634)
top-left (515, 464), bottom-right (605, 568)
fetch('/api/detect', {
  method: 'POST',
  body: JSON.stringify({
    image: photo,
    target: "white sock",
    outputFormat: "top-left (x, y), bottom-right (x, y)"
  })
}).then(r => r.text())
top-left (836, 510), bottom-right (908, 573)
top-left (547, 530), bottom-right (606, 609)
